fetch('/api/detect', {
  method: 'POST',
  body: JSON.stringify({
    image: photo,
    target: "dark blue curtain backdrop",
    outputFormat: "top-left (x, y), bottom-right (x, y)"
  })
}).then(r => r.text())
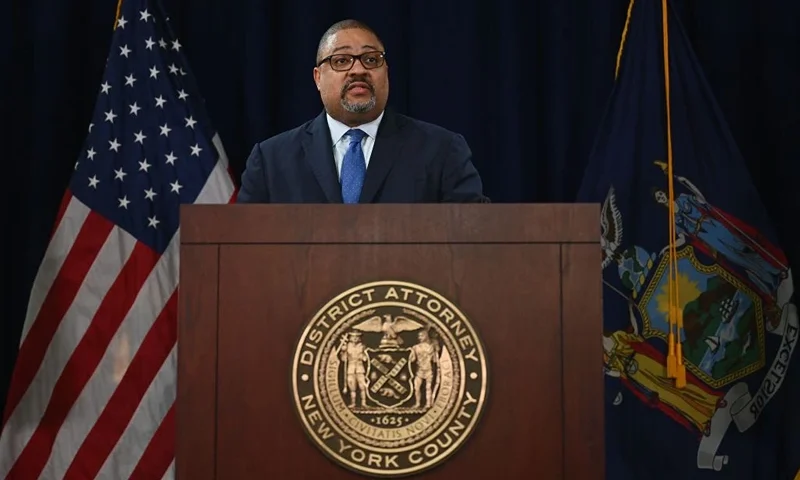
top-left (3, 0), bottom-right (799, 436)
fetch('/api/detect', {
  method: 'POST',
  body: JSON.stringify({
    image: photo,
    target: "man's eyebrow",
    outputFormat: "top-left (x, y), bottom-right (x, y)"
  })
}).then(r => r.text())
top-left (330, 44), bottom-right (380, 54)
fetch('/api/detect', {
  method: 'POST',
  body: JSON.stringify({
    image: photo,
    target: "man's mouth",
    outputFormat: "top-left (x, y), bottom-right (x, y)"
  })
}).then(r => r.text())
top-left (345, 82), bottom-right (372, 95)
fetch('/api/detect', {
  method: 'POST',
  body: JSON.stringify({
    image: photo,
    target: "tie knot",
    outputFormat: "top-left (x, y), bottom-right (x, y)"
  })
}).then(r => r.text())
top-left (346, 128), bottom-right (367, 144)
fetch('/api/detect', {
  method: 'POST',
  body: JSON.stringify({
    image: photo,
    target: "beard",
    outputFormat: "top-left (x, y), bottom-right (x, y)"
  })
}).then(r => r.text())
top-left (341, 95), bottom-right (376, 113)
top-left (340, 78), bottom-right (376, 113)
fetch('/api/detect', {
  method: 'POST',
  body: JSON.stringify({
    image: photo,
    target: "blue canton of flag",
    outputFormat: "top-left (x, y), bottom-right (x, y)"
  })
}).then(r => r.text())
top-left (576, 0), bottom-right (799, 479)
top-left (71, 0), bottom-right (235, 253)
top-left (0, 0), bottom-right (235, 479)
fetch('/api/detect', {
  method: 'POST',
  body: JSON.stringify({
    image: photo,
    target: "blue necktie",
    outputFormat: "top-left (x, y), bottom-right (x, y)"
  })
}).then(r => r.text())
top-left (340, 129), bottom-right (367, 204)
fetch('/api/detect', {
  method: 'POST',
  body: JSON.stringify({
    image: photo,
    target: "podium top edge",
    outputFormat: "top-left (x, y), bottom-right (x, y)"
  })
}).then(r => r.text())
top-left (179, 203), bottom-right (600, 244)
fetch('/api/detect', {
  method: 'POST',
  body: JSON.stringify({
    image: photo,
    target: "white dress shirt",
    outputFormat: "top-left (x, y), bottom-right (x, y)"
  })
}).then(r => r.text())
top-left (326, 111), bottom-right (384, 180)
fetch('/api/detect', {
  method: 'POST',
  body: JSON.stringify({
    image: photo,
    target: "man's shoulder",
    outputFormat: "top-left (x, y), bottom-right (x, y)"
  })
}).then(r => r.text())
top-left (249, 110), bottom-right (465, 156)
top-left (253, 117), bottom-right (318, 150)
top-left (391, 112), bottom-right (461, 140)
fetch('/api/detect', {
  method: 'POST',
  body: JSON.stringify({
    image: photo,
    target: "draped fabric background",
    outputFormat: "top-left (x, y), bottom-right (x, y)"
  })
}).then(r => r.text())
top-left (3, 0), bottom-right (798, 436)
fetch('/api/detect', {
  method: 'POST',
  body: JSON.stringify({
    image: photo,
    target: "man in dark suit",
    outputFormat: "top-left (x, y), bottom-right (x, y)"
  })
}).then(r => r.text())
top-left (236, 19), bottom-right (487, 204)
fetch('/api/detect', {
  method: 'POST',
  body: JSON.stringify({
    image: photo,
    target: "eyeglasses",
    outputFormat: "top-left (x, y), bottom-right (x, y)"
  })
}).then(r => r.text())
top-left (317, 51), bottom-right (386, 72)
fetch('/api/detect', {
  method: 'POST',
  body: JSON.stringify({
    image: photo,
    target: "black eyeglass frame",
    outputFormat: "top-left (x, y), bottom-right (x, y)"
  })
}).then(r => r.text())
top-left (316, 51), bottom-right (387, 71)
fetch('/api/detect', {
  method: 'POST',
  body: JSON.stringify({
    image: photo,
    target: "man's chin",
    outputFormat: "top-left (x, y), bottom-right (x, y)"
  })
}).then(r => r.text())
top-left (341, 98), bottom-right (376, 114)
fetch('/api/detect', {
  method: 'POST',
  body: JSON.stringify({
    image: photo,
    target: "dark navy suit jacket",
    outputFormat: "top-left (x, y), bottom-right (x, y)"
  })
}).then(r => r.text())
top-left (236, 109), bottom-right (488, 203)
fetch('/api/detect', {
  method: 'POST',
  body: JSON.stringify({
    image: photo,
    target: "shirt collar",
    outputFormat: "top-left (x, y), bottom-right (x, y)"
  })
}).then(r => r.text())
top-left (326, 110), bottom-right (384, 146)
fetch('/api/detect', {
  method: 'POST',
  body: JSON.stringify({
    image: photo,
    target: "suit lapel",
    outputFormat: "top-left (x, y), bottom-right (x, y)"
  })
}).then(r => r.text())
top-left (360, 110), bottom-right (405, 203)
top-left (302, 112), bottom-right (343, 203)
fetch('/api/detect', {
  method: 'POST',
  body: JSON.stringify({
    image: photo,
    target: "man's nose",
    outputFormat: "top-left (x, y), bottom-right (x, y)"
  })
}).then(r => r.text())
top-left (349, 59), bottom-right (368, 75)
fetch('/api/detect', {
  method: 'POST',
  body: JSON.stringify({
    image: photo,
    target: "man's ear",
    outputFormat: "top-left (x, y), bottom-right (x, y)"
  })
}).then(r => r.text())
top-left (313, 67), bottom-right (321, 91)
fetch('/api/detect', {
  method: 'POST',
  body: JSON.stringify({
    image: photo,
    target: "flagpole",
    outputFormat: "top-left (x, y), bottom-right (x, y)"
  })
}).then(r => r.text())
top-left (115, 0), bottom-right (123, 29)
top-left (614, 0), bottom-right (636, 79)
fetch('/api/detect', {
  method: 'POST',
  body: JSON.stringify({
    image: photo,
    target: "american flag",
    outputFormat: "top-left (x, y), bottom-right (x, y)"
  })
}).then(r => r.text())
top-left (0, 0), bottom-right (236, 478)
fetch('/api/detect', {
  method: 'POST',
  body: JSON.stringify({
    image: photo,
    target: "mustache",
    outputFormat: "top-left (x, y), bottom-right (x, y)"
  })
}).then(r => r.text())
top-left (341, 77), bottom-right (375, 96)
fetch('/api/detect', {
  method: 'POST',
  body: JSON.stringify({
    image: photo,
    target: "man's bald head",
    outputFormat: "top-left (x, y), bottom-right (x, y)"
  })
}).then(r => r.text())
top-left (316, 19), bottom-right (384, 64)
top-left (313, 19), bottom-right (389, 126)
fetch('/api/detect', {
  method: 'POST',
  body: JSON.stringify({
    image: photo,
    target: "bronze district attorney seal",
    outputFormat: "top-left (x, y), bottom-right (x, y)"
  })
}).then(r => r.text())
top-left (291, 281), bottom-right (489, 477)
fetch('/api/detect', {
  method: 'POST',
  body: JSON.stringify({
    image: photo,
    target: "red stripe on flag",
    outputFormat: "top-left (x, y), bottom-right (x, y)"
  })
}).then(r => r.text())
top-left (5, 241), bottom-right (161, 479)
top-left (129, 404), bottom-right (175, 480)
top-left (2, 211), bottom-right (114, 424)
top-left (63, 290), bottom-right (178, 479)
top-left (225, 165), bottom-right (239, 201)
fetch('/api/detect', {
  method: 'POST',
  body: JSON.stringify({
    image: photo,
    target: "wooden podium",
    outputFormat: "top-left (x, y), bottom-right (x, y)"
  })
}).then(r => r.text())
top-left (176, 204), bottom-right (604, 479)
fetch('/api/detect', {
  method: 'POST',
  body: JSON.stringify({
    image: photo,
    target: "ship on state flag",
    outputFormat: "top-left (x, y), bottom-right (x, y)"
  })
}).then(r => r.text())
top-left (576, 0), bottom-right (799, 478)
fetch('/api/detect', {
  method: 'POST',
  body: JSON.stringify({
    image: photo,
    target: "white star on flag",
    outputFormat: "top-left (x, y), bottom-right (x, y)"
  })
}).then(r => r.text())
top-left (0, 2), bottom-right (237, 479)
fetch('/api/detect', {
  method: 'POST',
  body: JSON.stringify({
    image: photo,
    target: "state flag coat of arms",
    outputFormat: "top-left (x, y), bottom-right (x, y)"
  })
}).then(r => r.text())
top-left (576, 0), bottom-right (799, 478)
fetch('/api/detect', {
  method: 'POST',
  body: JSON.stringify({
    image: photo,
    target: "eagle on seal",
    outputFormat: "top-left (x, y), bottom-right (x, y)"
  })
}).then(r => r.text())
top-left (600, 185), bottom-right (624, 269)
top-left (354, 314), bottom-right (424, 348)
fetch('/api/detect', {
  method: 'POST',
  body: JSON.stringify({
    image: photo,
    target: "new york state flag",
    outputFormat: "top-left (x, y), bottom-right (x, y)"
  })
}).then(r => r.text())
top-left (576, 0), bottom-right (799, 478)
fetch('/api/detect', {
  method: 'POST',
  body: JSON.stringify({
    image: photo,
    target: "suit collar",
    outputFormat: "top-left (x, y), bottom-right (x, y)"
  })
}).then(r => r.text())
top-left (360, 109), bottom-right (405, 203)
top-left (326, 111), bottom-right (384, 145)
top-left (303, 111), bottom-right (342, 203)
top-left (303, 108), bottom-right (406, 203)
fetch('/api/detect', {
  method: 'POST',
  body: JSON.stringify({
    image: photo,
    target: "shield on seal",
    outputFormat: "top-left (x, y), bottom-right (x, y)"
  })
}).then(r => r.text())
top-left (637, 245), bottom-right (767, 389)
top-left (364, 348), bottom-right (414, 409)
